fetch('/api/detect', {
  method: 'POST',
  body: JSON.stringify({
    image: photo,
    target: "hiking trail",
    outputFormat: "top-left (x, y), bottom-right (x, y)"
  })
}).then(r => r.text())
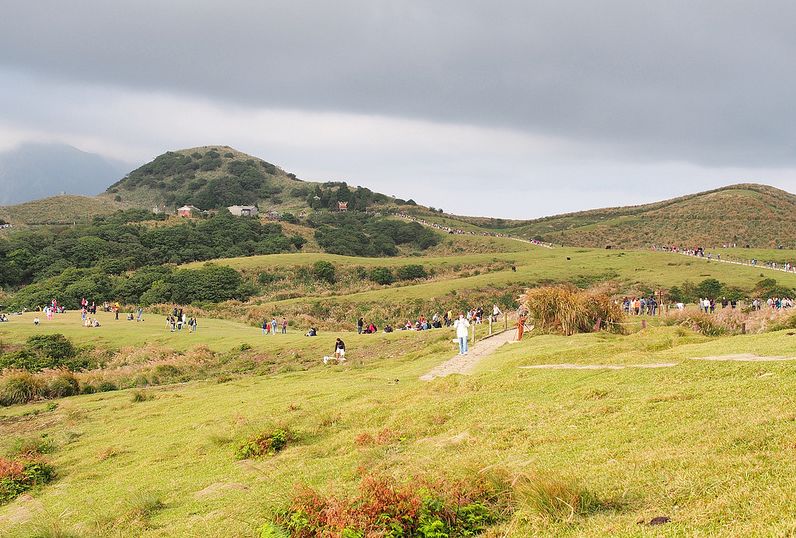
top-left (420, 329), bottom-right (516, 381)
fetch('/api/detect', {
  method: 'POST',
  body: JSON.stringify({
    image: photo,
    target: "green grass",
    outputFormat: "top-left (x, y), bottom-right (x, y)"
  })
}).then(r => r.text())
top-left (5, 240), bottom-right (796, 535)
top-left (4, 325), bottom-right (796, 535)
top-left (219, 247), bottom-right (796, 310)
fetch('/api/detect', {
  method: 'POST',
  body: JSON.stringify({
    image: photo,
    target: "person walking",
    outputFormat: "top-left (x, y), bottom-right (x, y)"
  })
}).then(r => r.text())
top-left (262, 319), bottom-right (269, 335)
top-left (281, 318), bottom-right (287, 334)
top-left (271, 317), bottom-right (278, 335)
top-left (357, 317), bottom-right (364, 334)
top-left (334, 338), bottom-right (346, 361)
top-left (517, 311), bottom-right (528, 341)
top-left (454, 313), bottom-right (470, 355)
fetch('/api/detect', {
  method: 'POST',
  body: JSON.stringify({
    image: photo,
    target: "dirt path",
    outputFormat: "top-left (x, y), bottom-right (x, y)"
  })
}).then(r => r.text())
top-left (691, 354), bottom-right (796, 362)
top-left (420, 330), bottom-right (516, 381)
top-left (519, 362), bottom-right (677, 370)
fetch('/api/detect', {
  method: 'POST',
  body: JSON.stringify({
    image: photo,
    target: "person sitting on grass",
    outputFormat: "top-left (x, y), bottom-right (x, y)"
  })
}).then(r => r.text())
top-left (384, 324), bottom-right (393, 333)
top-left (33, 317), bottom-right (40, 326)
top-left (306, 327), bottom-right (317, 337)
top-left (92, 318), bottom-right (101, 328)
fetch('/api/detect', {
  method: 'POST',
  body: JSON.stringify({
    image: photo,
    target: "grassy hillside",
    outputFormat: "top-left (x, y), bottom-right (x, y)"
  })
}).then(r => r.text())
top-left (4, 313), bottom-right (796, 535)
top-left (410, 184), bottom-right (796, 249)
top-left (0, 195), bottom-right (121, 227)
top-left (104, 146), bottom-right (409, 215)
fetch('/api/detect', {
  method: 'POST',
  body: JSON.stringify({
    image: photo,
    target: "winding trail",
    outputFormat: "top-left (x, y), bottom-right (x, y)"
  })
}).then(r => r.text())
top-left (420, 330), bottom-right (516, 381)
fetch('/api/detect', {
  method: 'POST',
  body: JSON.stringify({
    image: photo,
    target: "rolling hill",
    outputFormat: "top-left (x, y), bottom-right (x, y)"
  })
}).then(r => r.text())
top-left (3, 143), bottom-right (796, 250)
top-left (104, 146), bottom-right (409, 213)
top-left (410, 184), bottom-right (796, 249)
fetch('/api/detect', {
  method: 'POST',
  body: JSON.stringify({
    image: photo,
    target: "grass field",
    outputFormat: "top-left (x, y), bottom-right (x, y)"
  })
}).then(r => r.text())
top-left (4, 320), bottom-right (796, 536)
top-left (4, 243), bottom-right (796, 536)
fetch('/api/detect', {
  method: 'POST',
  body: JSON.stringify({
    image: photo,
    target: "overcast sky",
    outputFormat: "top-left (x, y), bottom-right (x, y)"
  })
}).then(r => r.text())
top-left (2, 1), bottom-right (796, 218)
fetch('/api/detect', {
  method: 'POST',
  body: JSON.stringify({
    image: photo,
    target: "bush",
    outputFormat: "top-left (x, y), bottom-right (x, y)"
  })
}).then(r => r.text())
top-left (0, 372), bottom-right (45, 406)
top-left (131, 391), bottom-right (154, 403)
top-left (234, 429), bottom-right (291, 459)
top-left (396, 264), bottom-right (427, 281)
top-left (313, 261), bottom-right (336, 284)
top-left (275, 474), bottom-right (506, 537)
top-left (46, 372), bottom-right (80, 398)
top-left (0, 457), bottom-right (55, 505)
top-left (520, 285), bottom-right (624, 335)
top-left (25, 333), bottom-right (75, 360)
top-left (0, 334), bottom-right (87, 373)
top-left (368, 267), bottom-right (394, 285)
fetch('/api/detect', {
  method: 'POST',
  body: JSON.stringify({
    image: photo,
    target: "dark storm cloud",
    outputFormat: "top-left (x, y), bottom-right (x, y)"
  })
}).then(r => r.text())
top-left (2, 0), bottom-right (796, 167)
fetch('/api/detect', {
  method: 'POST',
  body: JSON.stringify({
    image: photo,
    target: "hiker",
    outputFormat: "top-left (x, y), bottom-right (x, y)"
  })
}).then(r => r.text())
top-left (136, 306), bottom-right (143, 321)
top-left (271, 317), bottom-right (278, 335)
top-left (454, 314), bottom-right (470, 355)
top-left (281, 318), bottom-right (287, 334)
top-left (492, 304), bottom-right (502, 322)
top-left (357, 317), bottom-right (364, 334)
top-left (262, 319), bottom-right (269, 335)
top-left (334, 338), bottom-right (346, 361)
top-left (517, 311), bottom-right (528, 341)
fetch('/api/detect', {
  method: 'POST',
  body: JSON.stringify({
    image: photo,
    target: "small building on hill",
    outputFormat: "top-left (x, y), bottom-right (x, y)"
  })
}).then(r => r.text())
top-left (177, 205), bottom-right (200, 217)
top-left (227, 205), bottom-right (259, 217)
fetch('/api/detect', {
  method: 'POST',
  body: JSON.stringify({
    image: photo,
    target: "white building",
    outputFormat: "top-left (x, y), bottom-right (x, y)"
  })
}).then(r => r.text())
top-left (227, 205), bottom-right (259, 217)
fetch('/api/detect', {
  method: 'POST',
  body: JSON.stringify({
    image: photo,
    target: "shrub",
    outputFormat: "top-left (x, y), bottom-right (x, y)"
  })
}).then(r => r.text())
top-left (25, 334), bottom-right (76, 362)
top-left (234, 429), bottom-right (291, 459)
top-left (368, 267), bottom-right (394, 285)
top-left (520, 285), bottom-right (624, 335)
top-left (46, 372), bottom-right (80, 398)
top-left (131, 391), bottom-right (154, 403)
top-left (276, 474), bottom-right (506, 537)
top-left (0, 334), bottom-right (88, 372)
top-left (396, 264), bottom-right (427, 281)
top-left (313, 261), bottom-right (336, 284)
top-left (0, 457), bottom-right (55, 505)
top-left (0, 372), bottom-right (45, 406)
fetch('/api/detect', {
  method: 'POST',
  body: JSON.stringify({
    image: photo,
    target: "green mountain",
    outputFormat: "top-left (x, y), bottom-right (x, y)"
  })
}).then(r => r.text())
top-left (417, 184), bottom-right (796, 249)
top-left (104, 146), bottom-right (407, 213)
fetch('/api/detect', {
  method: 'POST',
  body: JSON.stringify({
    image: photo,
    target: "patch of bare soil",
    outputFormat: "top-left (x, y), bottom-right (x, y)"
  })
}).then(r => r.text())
top-left (691, 354), bottom-right (796, 362)
top-left (519, 362), bottom-right (677, 370)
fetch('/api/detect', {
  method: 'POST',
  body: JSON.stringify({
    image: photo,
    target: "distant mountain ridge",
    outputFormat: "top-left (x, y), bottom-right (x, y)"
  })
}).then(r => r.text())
top-left (0, 142), bottom-right (130, 205)
top-left (422, 183), bottom-right (796, 248)
top-left (3, 143), bottom-right (795, 249)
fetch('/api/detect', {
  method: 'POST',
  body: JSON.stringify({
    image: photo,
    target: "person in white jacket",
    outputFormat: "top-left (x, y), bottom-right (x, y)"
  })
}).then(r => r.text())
top-left (454, 314), bottom-right (470, 355)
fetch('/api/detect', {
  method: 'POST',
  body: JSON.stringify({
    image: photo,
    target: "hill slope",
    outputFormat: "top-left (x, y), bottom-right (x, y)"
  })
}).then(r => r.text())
top-left (0, 142), bottom-right (129, 205)
top-left (0, 194), bottom-right (122, 227)
top-left (105, 146), bottom-right (408, 213)
top-left (416, 184), bottom-right (796, 248)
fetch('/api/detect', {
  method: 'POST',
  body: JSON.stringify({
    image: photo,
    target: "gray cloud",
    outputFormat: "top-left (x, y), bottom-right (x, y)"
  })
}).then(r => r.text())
top-left (2, 1), bottom-right (796, 167)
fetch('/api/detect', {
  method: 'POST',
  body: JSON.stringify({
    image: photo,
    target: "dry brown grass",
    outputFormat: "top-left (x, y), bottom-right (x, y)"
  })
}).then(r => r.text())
top-left (520, 285), bottom-right (624, 335)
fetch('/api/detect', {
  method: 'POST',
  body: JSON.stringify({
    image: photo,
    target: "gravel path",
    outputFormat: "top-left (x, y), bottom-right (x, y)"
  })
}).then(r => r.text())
top-left (420, 330), bottom-right (516, 381)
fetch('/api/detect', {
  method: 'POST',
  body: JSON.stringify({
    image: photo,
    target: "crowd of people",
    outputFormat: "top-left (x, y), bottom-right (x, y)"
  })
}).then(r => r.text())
top-left (654, 245), bottom-right (796, 273)
top-left (355, 305), bottom-right (503, 336)
top-left (167, 307), bottom-right (197, 332)
top-left (395, 213), bottom-right (554, 248)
